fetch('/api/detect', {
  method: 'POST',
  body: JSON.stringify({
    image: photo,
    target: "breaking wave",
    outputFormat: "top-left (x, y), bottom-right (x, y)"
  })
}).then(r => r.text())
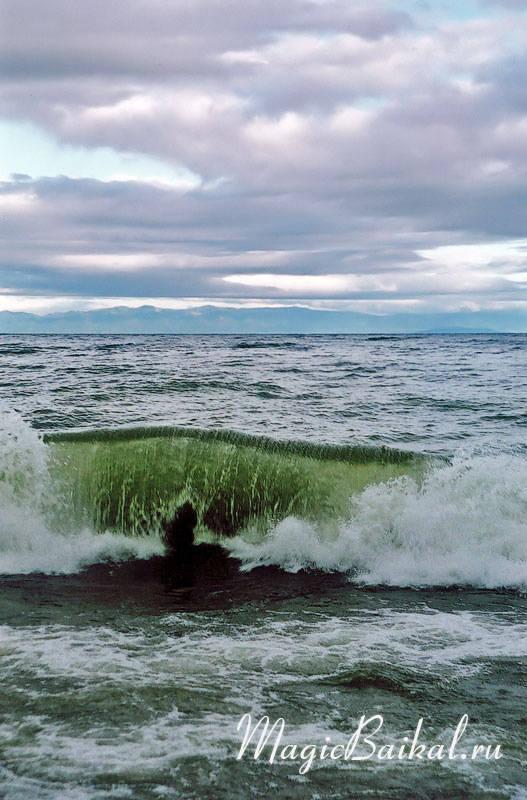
top-left (0, 412), bottom-right (162, 574)
top-left (229, 454), bottom-right (527, 590)
top-left (1, 413), bottom-right (526, 589)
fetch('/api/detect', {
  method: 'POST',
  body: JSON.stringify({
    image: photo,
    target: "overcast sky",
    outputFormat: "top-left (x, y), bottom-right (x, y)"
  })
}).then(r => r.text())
top-left (1, 0), bottom-right (527, 323)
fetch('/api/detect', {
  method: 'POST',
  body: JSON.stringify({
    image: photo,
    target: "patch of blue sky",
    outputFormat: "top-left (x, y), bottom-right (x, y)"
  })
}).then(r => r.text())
top-left (355, 96), bottom-right (388, 110)
top-left (0, 120), bottom-right (200, 187)
top-left (391, 0), bottom-right (497, 22)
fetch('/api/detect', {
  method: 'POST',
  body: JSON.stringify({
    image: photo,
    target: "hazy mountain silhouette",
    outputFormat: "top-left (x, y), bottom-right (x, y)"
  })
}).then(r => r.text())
top-left (0, 305), bottom-right (518, 334)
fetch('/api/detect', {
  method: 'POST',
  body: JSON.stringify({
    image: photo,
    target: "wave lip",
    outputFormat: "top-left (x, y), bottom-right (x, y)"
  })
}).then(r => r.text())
top-left (44, 424), bottom-right (419, 465)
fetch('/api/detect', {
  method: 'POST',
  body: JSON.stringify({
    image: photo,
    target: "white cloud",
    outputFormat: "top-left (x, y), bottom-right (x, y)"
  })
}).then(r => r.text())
top-left (222, 267), bottom-right (513, 296)
top-left (54, 254), bottom-right (165, 270)
top-left (0, 191), bottom-right (37, 211)
top-left (417, 240), bottom-right (527, 270)
top-left (224, 273), bottom-right (355, 293)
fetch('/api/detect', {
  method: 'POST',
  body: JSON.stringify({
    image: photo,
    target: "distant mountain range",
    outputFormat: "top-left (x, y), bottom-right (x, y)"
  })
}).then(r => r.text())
top-left (0, 304), bottom-right (523, 334)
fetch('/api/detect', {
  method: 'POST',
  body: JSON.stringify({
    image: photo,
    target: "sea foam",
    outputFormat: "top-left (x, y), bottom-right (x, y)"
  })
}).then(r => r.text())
top-left (229, 454), bottom-right (527, 590)
top-left (0, 412), bottom-right (161, 574)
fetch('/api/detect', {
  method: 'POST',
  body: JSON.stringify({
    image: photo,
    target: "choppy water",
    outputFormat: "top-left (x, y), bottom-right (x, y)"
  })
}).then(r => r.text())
top-left (0, 334), bottom-right (526, 799)
top-left (2, 333), bottom-right (526, 454)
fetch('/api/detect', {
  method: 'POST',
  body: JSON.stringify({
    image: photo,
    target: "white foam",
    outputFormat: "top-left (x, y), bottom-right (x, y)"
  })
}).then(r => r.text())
top-left (3, 607), bottom-right (526, 688)
top-left (229, 454), bottom-right (527, 590)
top-left (1, 609), bottom-right (524, 796)
top-left (0, 412), bottom-right (162, 574)
top-left (0, 608), bottom-right (524, 790)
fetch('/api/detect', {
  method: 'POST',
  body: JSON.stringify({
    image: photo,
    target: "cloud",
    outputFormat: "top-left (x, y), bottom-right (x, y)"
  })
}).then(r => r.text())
top-left (417, 240), bottom-right (527, 269)
top-left (0, 0), bottom-right (526, 323)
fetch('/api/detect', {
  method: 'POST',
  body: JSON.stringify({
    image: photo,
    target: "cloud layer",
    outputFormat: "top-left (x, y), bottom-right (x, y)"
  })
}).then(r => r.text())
top-left (1, 0), bottom-right (527, 320)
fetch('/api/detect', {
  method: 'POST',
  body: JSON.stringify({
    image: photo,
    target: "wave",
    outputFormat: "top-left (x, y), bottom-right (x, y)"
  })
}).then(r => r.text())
top-left (1, 413), bottom-right (526, 590)
top-left (364, 335), bottom-right (406, 342)
top-left (0, 413), bottom-right (419, 574)
top-left (228, 454), bottom-right (527, 591)
top-left (231, 340), bottom-right (310, 350)
top-left (44, 425), bottom-right (416, 464)
top-left (0, 412), bottom-right (162, 574)
top-left (0, 346), bottom-right (43, 356)
top-left (43, 426), bottom-right (418, 540)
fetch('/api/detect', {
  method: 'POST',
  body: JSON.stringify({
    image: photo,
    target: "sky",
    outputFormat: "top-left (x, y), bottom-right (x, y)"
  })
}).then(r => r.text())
top-left (1, 0), bottom-right (527, 326)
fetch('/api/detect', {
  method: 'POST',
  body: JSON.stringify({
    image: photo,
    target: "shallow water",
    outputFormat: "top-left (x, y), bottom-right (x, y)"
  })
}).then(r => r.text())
top-left (0, 334), bottom-right (526, 798)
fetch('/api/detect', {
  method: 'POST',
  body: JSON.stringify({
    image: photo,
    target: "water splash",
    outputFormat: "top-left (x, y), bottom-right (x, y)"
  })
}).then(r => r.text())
top-left (0, 413), bottom-right (162, 574)
top-left (229, 455), bottom-right (527, 590)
